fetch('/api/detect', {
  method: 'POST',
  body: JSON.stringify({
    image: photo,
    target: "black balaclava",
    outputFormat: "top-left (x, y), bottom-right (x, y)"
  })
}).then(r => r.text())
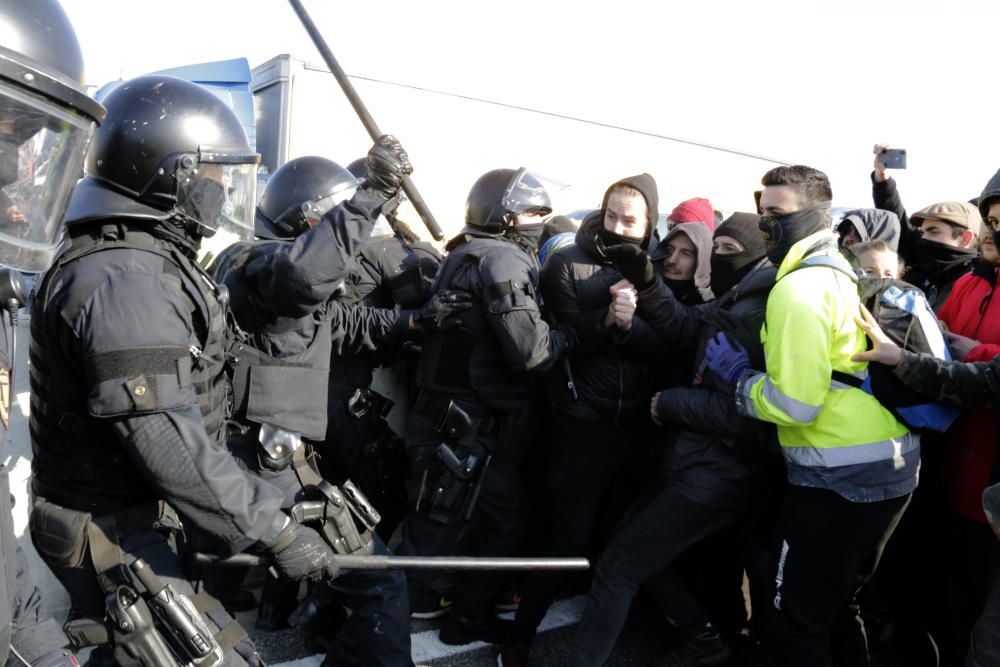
top-left (915, 237), bottom-right (977, 281)
top-left (0, 137), bottom-right (20, 188)
top-left (506, 222), bottom-right (546, 254)
top-left (710, 212), bottom-right (766, 295)
top-left (758, 205), bottom-right (830, 266)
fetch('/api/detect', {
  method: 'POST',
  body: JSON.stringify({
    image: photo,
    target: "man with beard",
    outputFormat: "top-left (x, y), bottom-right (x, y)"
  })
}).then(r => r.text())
top-left (399, 168), bottom-right (580, 644)
top-left (499, 175), bottom-right (658, 664)
top-left (559, 212), bottom-right (779, 667)
top-left (705, 165), bottom-right (917, 667)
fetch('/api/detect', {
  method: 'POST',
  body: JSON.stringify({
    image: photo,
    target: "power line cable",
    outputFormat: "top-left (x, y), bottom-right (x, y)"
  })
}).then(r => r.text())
top-left (345, 73), bottom-right (794, 166)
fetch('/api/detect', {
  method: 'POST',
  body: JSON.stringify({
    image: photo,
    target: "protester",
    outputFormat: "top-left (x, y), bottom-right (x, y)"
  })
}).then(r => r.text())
top-left (837, 208), bottom-right (901, 252)
top-left (705, 165), bottom-right (917, 667)
top-left (500, 175), bottom-right (659, 665)
top-left (564, 211), bottom-right (777, 667)
top-left (851, 239), bottom-right (903, 279)
top-left (651, 222), bottom-right (714, 305)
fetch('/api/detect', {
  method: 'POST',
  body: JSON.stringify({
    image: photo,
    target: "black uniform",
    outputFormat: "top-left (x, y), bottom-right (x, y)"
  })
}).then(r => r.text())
top-left (212, 189), bottom-right (414, 667)
top-left (321, 232), bottom-right (441, 539)
top-left (401, 230), bottom-right (573, 628)
top-left (29, 222), bottom-right (290, 666)
top-left (1, 309), bottom-right (75, 667)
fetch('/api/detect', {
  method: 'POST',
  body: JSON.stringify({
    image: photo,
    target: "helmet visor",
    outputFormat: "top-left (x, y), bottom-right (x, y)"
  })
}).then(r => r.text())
top-left (274, 178), bottom-right (358, 231)
top-left (502, 168), bottom-right (553, 217)
top-left (176, 159), bottom-right (258, 240)
top-left (0, 81), bottom-right (96, 272)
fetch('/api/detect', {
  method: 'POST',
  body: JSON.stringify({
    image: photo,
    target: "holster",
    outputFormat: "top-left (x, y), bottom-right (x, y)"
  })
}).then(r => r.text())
top-left (30, 498), bottom-right (240, 667)
top-left (412, 396), bottom-right (496, 526)
top-left (288, 446), bottom-right (379, 556)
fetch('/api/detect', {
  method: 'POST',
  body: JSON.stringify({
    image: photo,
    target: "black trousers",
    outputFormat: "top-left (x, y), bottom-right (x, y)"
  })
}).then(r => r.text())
top-left (568, 484), bottom-right (744, 666)
top-left (763, 485), bottom-right (911, 667)
top-left (512, 414), bottom-right (645, 645)
top-left (399, 408), bottom-right (528, 620)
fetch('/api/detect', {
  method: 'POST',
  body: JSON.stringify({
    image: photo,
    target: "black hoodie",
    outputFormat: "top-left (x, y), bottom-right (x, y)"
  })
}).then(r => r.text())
top-left (539, 174), bottom-right (660, 423)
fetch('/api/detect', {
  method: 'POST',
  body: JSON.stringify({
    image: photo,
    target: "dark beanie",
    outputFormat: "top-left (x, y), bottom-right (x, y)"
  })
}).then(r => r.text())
top-left (715, 212), bottom-right (766, 256)
top-left (541, 215), bottom-right (578, 245)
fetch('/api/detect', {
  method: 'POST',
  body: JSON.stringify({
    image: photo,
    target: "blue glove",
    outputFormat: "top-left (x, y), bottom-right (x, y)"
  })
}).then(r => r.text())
top-left (704, 332), bottom-right (750, 385)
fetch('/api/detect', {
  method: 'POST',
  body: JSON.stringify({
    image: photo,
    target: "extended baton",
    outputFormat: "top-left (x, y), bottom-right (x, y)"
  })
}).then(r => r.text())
top-left (192, 552), bottom-right (589, 572)
top-left (287, 0), bottom-right (445, 241)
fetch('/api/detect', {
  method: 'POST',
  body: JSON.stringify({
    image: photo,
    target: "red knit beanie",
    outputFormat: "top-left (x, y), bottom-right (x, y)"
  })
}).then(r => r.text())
top-left (668, 197), bottom-right (715, 231)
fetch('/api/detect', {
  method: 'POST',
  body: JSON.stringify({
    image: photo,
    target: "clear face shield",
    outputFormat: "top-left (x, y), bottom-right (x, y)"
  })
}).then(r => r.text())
top-left (502, 168), bottom-right (554, 222)
top-left (275, 179), bottom-right (357, 232)
top-left (174, 148), bottom-right (259, 241)
top-left (0, 80), bottom-right (96, 273)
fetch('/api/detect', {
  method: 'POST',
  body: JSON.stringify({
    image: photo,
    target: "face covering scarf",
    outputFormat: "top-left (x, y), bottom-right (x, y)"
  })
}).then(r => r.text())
top-left (758, 205), bottom-right (830, 265)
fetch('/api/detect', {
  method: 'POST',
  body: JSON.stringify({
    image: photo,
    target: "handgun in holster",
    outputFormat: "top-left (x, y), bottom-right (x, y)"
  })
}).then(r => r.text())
top-left (100, 558), bottom-right (223, 667)
top-left (417, 400), bottom-right (493, 526)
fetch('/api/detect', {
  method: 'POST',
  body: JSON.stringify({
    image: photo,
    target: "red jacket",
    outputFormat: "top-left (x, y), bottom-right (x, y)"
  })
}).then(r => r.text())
top-left (937, 264), bottom-right (1000, 523)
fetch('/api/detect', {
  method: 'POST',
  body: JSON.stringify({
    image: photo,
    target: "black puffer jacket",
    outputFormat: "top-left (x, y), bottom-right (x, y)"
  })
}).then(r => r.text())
top-left (540, 175), bottom-right (658, 423)
top-left (628, 258), bottom-right (779, 506)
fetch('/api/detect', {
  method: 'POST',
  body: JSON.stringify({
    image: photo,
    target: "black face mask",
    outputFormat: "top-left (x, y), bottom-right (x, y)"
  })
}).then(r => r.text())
top-left (506, 222), bottom-right (545, 253)
top-left (710, 250), bottom-right (761, 296)
top-left (598, 225), bottom-right (644, 249)
top-left (663, 278), bottom-right (700, 305)
top-left (993, 230), bottom-right (1000, 254)
top-left (758, 206), bottom-right (830, 265)
top-left (184, 179), bottom-right (226, 234)
top-left (0, 137), bottom-right (20, 188)
top-left (915, 237), bottom-right (977, 280)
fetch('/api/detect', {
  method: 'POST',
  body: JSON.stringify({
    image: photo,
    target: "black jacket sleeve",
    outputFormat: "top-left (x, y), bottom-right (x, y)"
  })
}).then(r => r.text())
top-left (892, 350), bottom-right (1000, 408)
top-left (112, 408), bottom-right (287, 554)
top-left (635, 279), bottom-right (706, 346)
top-left (871, 172), bottom-right (920, 265)
top-left (656, 386), bottom-right (760, 437)
top-left (483, 249), bottom-right (572, 373)
top-left (243, 188), bottom-right (385, 319)
top-left (326, 301), bottom-right (406, 357)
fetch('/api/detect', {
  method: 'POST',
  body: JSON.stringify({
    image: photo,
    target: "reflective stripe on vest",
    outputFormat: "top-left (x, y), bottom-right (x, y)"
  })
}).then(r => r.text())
top-left (781, 431), bottom-right (920, 468)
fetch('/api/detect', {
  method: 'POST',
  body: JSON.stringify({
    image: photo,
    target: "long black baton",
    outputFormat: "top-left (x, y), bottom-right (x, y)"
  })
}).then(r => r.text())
top-left (287, 0), bottom-right (445, 241)
top-left (192, 552), bottom-right (589, 572)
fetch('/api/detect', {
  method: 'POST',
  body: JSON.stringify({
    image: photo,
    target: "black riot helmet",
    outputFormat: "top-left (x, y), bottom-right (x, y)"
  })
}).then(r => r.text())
top-left (464, 167), bottom-right (552, 234)
top-left (0, 0), bottom-right (106, 272)
top-left (255, 155), bottom-right (357, 240)
top-left (65, 75), bottom-right (260, 241)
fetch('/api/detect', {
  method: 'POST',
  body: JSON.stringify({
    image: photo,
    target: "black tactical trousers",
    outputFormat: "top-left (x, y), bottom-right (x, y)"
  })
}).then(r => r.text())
top-left (763, 485), bottom-right (910, 667)
top-left (399, 408), bottom-right (528, 620)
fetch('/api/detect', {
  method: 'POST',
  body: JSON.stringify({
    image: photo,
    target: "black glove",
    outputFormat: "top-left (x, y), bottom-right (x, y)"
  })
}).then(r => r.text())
top-left (265, 521), bottom-right (339, 582)
top-left (603, 243), bottom-right (655, 290)
top-left (413, 290), bottom-right (473, 331)
top-left (363, 134), bottom-right (413, 198)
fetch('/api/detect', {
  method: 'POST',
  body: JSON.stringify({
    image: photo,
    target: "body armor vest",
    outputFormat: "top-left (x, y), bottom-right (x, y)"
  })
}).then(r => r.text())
top-left (212, 242), bottom-right (332, 443)
top-left (416, 237), bottom-right (534, 413)
top-left (30, 224), bottom-right (231, 512)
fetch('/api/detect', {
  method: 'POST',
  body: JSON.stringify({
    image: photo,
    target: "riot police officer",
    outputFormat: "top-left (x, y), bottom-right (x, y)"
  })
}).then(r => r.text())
top-left (400, 168), bottom-right (583, 644)
top-left (28, 75), bottom-right (340, 667)
top-left (0, 1), bottom-right (105, 665)
top-left (212, 151), bottom-right (453, 666)
top-left (324, 157), bottom-right (443, 541)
